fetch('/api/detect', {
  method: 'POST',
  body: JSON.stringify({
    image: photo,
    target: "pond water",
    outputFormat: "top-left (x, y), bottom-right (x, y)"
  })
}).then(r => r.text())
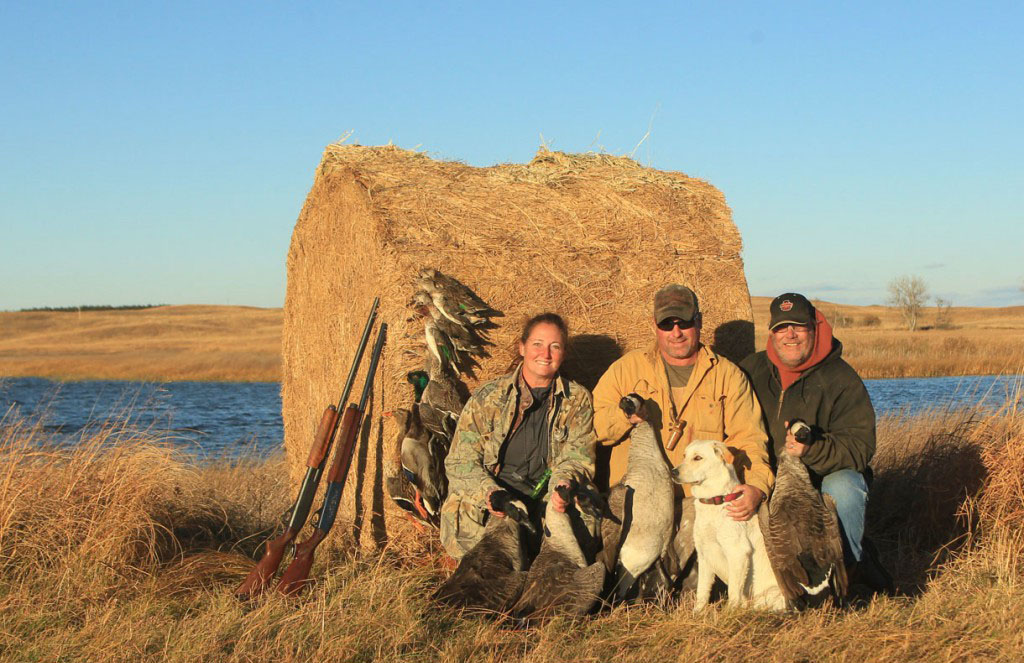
top-left (1, 374), bottom-right (1020, 460)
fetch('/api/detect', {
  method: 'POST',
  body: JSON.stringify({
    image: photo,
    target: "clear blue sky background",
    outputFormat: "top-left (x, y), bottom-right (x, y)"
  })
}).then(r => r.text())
top-left (2, 1), bottom-right (1021, 310)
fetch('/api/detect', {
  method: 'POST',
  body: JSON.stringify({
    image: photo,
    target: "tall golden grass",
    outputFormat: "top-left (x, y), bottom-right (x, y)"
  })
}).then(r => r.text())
top-left (2, 389), bottom-right (1022, 662)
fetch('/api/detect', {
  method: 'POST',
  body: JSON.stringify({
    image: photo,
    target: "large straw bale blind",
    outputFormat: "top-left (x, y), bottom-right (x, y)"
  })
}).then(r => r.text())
top-left (283, 144), bottom-right (754, 549)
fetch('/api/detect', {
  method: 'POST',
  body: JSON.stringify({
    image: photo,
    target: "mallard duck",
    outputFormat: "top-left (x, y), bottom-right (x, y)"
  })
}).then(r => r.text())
top-left (390, 407), bottom-right (446, 520)
top-left (416, 268), bottom-right (499, 320)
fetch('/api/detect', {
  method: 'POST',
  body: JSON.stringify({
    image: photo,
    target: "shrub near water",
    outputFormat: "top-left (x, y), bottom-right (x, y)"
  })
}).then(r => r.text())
top-left (1, 395), bottom-right (1023, 662)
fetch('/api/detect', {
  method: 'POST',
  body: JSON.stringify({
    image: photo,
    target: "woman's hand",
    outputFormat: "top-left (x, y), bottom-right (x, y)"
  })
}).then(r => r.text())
top-left (549, 480), bottom-right (572, 513)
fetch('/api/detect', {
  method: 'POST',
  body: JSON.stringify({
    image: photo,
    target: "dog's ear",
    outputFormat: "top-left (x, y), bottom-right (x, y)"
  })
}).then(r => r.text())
top-left (714, 441), bottom-right (733, 464)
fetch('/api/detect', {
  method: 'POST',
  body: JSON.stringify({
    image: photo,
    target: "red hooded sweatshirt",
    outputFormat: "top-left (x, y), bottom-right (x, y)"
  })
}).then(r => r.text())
top-left (767, 310), bottom-right (834, 391)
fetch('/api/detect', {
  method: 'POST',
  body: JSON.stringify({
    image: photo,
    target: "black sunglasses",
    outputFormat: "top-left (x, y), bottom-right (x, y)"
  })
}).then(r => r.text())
top-left (656, 317), bottom-right (696, 331)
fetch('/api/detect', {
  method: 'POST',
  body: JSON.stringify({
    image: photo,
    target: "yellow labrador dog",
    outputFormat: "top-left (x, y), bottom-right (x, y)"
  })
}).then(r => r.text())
top-left (673, 440), bottom-right (786, 612)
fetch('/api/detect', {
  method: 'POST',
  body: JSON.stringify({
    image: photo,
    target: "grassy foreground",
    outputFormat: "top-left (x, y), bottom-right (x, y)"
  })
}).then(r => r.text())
top-left (2, 390), bottom-right (1022, 662)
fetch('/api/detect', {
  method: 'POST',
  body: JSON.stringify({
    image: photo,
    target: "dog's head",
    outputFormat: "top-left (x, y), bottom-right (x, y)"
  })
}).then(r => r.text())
top-left (671, 439), bottom-right (733, 486)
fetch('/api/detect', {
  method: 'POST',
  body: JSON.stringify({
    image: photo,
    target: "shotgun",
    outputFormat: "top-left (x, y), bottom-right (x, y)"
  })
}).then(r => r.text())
top-left (235, 298), bottom-right (379, 600)
top-left (277, 322), bottom-right (388, 596)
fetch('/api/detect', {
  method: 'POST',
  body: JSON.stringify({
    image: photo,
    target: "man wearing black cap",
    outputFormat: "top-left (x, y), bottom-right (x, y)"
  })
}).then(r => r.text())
top-left (593, 284), bottom-right (773, 522)
top-left (740, 293), bottom-right (891, 592)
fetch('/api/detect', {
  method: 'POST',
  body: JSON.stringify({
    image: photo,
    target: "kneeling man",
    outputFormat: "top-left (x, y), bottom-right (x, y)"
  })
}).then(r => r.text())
top-left (740, 293), bottom-right (891, 592)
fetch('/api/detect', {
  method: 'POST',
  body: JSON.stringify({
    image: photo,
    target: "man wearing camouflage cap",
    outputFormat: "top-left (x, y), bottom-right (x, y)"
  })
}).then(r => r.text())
top-left (593, 284), bottom-right (773, 522)
top-left (740, 293), bottom-right (891, 593)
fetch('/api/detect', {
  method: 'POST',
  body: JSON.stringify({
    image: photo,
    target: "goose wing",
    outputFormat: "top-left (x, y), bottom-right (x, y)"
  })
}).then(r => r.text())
top-left (821, 493), bottom-right (849, 598)
top-left (599, 483), bottom-right (629, 573)
top-left (760, 459), bottom-right (847, 602)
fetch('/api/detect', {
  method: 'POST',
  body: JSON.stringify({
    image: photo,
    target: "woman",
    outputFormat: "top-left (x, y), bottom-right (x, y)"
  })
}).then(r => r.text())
top-left (439, 313), bottom-right (597, 560)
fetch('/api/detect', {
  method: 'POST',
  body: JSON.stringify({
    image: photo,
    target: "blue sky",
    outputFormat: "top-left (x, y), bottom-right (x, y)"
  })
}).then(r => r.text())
top-left (2, 1), bottom-right (1021, 310)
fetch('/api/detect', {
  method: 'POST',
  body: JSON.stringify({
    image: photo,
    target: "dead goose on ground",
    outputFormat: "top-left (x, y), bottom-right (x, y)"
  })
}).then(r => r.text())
top-left (599, 404), bottom-right (675, 602)
top-left (512, 480), bottom-right (610, 622)
top-left (433, 490), bottom-right (536, 613)
top-left (759, 420), bottom-right (848, 608)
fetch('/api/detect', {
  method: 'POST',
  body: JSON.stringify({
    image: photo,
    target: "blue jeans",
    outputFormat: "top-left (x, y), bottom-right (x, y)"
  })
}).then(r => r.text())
top-left (821, 469), bottom-right (868, 563)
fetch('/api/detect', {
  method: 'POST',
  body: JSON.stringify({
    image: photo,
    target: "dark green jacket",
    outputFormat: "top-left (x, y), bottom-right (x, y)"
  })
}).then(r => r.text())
top-left (740, 340), bottom-right (875, 478)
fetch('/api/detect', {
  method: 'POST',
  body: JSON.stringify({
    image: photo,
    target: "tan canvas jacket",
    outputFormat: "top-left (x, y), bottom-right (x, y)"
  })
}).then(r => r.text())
top-left (592, 343), bottom-right (774, 496)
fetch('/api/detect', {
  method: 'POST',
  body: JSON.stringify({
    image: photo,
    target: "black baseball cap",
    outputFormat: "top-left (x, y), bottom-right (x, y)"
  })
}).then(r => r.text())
top-left (653, 285), bottom-right (699, 324)
top-left (768, 293), bottom-right (815, 330)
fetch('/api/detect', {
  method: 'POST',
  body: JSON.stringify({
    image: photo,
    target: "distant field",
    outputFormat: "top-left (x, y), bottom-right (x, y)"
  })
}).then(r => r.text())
top-left (1, 301), bottom-right (1021, 382)
top-left (0, 306), bottom-right (281, 382)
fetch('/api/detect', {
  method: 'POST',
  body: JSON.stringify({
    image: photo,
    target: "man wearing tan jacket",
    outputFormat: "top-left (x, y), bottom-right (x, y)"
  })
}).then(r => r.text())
top-left (592, 284), bottom-right (772, 521)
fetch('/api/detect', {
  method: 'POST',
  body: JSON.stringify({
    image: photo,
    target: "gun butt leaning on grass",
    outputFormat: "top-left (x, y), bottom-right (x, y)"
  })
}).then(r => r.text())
top-left (234, 297), bottom-right (380, 601)
top-left (277, 322), bottom-right (388, 596)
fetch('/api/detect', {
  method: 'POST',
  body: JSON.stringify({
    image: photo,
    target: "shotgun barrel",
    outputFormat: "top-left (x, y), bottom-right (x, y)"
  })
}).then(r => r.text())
top-left (277, 323), bottom-right (388, 596)
top-left (235, 298), bottom-right (379, 600)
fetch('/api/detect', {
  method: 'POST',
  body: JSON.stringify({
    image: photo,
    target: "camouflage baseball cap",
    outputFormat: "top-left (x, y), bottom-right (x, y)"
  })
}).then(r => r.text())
top-left (653, 285), bottom-right (699, 324)
top-left (768, 293), bottom-right (816, 330)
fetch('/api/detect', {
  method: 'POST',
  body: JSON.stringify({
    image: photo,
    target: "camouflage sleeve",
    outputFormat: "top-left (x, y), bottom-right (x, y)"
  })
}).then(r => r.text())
top-left (550, 386), bottom-right (597, 487)
top-left (443, 386), bottom-right (501, 508)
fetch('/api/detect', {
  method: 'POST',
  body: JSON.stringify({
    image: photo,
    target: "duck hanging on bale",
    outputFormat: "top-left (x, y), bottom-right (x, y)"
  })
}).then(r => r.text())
top-left (391, 407), bottom-right (446, 523)
top-left (385, 267), bottom-right (502, 530)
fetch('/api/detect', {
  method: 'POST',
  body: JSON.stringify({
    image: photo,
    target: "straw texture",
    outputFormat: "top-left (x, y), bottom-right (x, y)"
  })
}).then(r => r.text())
top-left (282, 144), bottom-right (754, 548)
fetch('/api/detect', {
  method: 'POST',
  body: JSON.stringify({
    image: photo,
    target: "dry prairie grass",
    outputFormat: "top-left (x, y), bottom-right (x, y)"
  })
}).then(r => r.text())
top-left (752, 297), bottom-right (1024, 378)
top-left (0, 305), bottom-right (281, 382)
top-left (1, 392), bottom-right (1022, 662)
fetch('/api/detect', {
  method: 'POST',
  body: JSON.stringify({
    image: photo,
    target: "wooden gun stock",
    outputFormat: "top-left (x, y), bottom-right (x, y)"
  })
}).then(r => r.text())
top-left (235, 406), bottom-right (339, 600)
top-left (235, 526), bottom-right (298, 599)
top-left (276, 529), bottom-right (327, 596)
top-left (275, 323), bottom-right (387, 597)
top-left (275, 405), bottom-right (363, 596)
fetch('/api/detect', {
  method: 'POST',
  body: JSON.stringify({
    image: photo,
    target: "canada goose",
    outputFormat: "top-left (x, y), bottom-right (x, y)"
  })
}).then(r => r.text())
top-left (434, 491), bottom-right (535, 613)
top-left (392, 407), bottom-right (446, 519)
top-left (600, 420), bottom-right (674, 601)
top-left (512, 481), bottom-right (608, 621)
top-left (758, 421), bottom-right (848, 606)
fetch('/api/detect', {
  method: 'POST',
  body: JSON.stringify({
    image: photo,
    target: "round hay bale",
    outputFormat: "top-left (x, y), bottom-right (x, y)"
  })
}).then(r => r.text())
top-left (282, 144), bottom-right (754, 549)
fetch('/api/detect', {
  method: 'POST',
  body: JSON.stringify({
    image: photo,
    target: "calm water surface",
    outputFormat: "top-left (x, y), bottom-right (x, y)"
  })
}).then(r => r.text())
top-left (1, 374), bottom-right (1020, 460)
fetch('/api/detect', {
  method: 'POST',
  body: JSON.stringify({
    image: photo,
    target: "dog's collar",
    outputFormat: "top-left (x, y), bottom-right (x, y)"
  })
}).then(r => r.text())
top-left (699, 490), bottom-right (744, 505)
